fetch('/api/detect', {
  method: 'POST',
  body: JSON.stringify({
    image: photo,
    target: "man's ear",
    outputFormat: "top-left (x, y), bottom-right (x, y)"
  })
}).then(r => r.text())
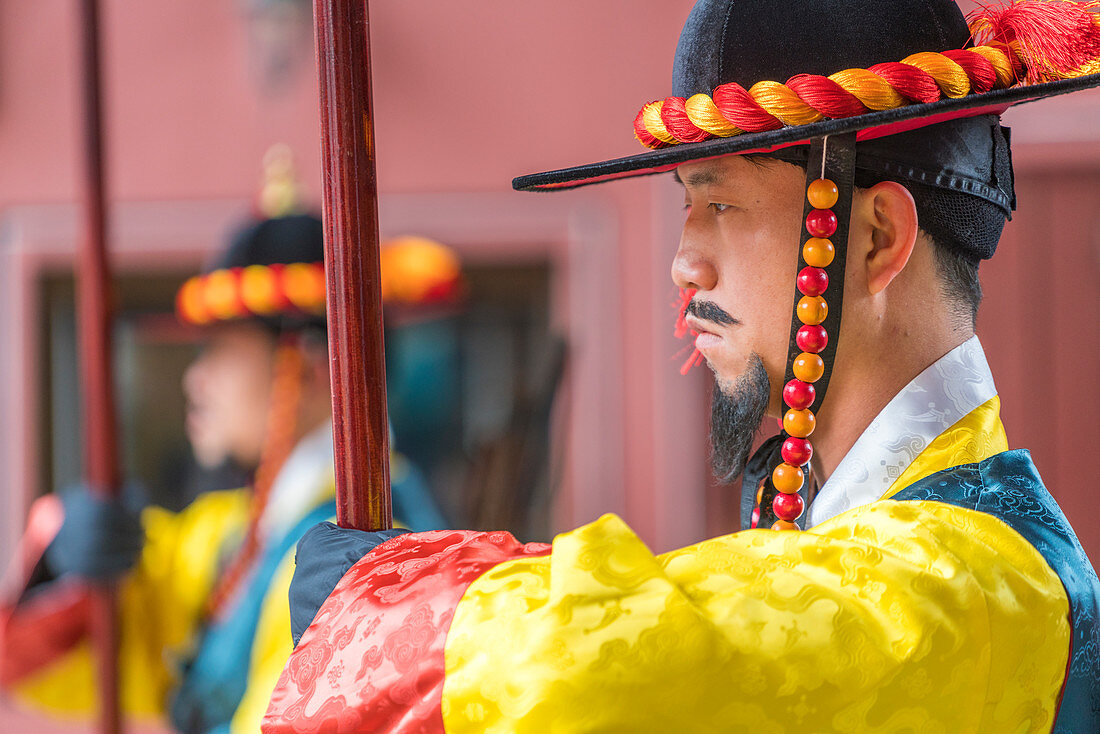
top-left (863, 181), bottom-right (919, 295)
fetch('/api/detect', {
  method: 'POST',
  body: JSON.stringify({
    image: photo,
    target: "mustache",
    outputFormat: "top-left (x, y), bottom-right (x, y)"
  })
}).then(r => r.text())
top-left (687, 299), bottom-right (738, 327)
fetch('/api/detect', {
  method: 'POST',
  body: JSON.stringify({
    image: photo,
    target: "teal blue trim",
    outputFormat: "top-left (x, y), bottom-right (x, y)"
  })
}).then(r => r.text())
top-left (392, 461), bottom-right (447, 531)
top-left (168, 499), bottom-right (337, 734)
top-left (892, 450), bottom-right (1099, 733)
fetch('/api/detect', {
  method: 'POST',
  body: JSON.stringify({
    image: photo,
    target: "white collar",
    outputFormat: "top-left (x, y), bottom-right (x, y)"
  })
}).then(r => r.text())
top-left (258, 421), bottom-right (335, 541)
top-left (806, 335), bottom-right (997, 528)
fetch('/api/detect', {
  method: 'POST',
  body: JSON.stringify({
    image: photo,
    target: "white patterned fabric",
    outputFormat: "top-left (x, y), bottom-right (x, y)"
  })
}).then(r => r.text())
top-left (807, 335), bottom-right (997, 527)
top-left (258, 421), bottom-right (335, 541)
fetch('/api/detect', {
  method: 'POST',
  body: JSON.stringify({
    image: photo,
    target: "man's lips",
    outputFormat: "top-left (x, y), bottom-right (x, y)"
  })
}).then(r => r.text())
top-left (685, 314), bottom-right (722, 334)
top-left (695, 332), bottom-right (722, 351)
top-left (685, 314), bottom-right (726, 352)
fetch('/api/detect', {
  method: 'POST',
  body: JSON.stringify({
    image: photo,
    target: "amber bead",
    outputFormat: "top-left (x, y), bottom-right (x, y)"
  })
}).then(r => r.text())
top-left (793, 352), bottom-right (825, 383)
top-left (807, 178), bottom-right (839, 209)
top-left (773, 491), bottom-right (805, 522)
top-left (241, 265), bottom-right (283, 315)
top-left (797, 296), bottom-right (828, 325)
top-left (756, 481), bottom-right (765, 505)
top-left (803, 238), bottom-right (835, 268)
top-left (177, 277), bottom-right (211, 325)
top-left (796, 324), bottom-right (828, 354)
top-left (771, 520), bottom-right (800, 531)
top-left (805, 209), bottom-right (838, 238)
top-left (783, 378), bottom-right (815, 410)
top-left (772, 462), bottom-right (805, 494)
top-left (784, 408), bottom-right (817, 438)
top-left (782, 436), bottom-right (813, 466)
top-left (205, 270), bottom-right (247, 320)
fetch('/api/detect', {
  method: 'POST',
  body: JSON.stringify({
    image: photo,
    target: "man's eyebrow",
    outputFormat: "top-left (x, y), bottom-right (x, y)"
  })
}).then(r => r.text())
top-left (672, 167), bottom-right (724, 188)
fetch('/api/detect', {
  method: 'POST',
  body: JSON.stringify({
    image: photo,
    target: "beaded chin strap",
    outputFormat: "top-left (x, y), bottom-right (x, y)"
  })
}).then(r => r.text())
top-left (756, 132), bottom-right (857, 531)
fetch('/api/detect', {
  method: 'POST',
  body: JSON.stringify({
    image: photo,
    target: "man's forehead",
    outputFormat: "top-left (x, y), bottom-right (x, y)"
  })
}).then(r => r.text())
top-left (674, 154), bottom-right (800, 193)
top-left (673, 155), bottom-right (766, 188)
top-left (673, 161), bottom-right (728, 189)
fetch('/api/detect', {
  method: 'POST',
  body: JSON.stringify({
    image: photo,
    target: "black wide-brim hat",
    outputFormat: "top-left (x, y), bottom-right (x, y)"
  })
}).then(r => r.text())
top-left (176, 214), bottom-right (329, 332)
top-left (513, 0), bottom-right (1100, 200)
top-left (175, 215), bottom-right (468, 333)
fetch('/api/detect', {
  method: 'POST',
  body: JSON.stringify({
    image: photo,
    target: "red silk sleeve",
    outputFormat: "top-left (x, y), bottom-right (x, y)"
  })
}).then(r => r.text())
top-left (263, 529), bottom-right (549, 734)
top-left (0, 580), bottom-right (94, 687)
top-left (0, 494), bottom-right (93, 688)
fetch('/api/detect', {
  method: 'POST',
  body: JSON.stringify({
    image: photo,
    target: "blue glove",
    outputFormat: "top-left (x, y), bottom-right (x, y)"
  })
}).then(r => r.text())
top-left (290, 522), bottom-right (409, 646)
top-left (44, 484), bottom-right (145, 580)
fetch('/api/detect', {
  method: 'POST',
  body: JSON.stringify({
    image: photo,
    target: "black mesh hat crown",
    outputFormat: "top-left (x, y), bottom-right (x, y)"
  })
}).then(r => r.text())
top-left (763, 117), bottom-right (1015, 260)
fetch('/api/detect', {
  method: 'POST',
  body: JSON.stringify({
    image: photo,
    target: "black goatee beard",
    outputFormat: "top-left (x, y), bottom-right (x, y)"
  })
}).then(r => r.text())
top-left (709, 354), bottom-right (770, 484)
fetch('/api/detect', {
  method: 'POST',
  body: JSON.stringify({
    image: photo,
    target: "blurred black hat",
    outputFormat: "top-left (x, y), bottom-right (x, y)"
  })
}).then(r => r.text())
top-left (176, 146), bottom-right (327, 331)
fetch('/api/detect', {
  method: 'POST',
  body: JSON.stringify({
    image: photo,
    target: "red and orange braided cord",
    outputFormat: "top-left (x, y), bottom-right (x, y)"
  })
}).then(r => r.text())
top-left (635, 0), bottom-right (1100, 150)
top-left (635, 44), bottom-right (1027, 149)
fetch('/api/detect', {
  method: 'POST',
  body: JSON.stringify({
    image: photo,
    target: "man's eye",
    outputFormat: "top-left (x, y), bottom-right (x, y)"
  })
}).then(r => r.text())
top-left (709, 202), bottom-right (731, 213)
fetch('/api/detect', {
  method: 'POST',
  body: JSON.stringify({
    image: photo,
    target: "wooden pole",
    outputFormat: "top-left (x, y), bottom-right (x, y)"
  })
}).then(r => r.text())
top-left (312, 0), bottom-right (393, 531)
top-left (75, 0), bottom-right (122, 732)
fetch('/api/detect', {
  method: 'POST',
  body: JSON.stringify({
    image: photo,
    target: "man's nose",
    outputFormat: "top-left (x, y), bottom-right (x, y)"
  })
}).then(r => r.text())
top-left (182, 354), bottom-right (207, 398)
top-left (671, 229), bottom-right (719, 292)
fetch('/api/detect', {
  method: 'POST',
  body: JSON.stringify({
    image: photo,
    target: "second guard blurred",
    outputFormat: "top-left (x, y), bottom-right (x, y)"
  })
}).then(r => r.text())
top-left (0, 159), bottom-right (455, 733)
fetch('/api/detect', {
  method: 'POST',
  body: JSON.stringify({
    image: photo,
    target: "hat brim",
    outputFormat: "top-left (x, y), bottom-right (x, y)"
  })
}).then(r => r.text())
top-left (512, 73), bottom-right (1100, 192)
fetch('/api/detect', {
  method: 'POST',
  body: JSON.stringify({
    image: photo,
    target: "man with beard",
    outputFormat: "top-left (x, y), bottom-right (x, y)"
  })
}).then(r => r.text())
top-left (264, 1), bottom-right (1099, 732)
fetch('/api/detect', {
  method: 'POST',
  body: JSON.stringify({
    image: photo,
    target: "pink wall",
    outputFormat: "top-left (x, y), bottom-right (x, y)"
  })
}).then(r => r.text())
top-left (0, 0), bottom-right (699, 203)
top-left (0, 1), bottom-right (1098, 729)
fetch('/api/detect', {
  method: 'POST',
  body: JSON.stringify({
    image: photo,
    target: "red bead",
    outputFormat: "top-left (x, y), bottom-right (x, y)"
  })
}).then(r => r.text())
top-left (783, 379), bottom-right (815, 410)
top-left (797, 266), bottom-right (828, 297)
top-left (751, 507), bottom-right (761, 529)
top-left (782, 436), bottom-right (813, 466)
top-left (796, 324), bottom-right (828, 354)
top-left (806, 209), bottom-right (838, 238)
top-left (772, 491), bottom-right (805, 522)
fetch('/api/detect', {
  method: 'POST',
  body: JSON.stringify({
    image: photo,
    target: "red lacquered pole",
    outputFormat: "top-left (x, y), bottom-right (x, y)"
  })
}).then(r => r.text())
top-left (76, 1), bottom-right (123, 733)
top-left (312, 0), bottom-right (392, 531)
